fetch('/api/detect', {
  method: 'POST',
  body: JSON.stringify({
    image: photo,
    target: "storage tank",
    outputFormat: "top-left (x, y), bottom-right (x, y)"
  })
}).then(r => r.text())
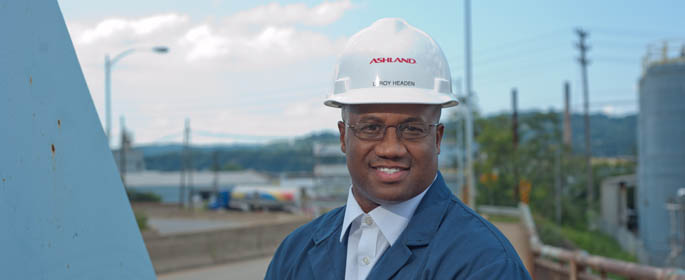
top-left (637, 42), bottom-right (685, 267)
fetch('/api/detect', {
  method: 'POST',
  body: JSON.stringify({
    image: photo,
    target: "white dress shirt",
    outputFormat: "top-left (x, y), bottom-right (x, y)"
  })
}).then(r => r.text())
top-left (339, 176), bottom-right (435, 280)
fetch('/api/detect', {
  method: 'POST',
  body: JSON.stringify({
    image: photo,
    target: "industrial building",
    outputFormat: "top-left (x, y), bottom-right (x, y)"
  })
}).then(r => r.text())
top-left (124, 170), bottom-right (273, 204)
top-left (636, 42), bottom-right (685, 267)
top-left (599, 42), bottom-right (685, 268)
top-left (599, 175), bottom-right (643, 258)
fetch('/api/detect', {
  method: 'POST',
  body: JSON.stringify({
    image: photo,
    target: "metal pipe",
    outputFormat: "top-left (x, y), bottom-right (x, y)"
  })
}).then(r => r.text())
top-left (463, 0), bottom-right (476, 207)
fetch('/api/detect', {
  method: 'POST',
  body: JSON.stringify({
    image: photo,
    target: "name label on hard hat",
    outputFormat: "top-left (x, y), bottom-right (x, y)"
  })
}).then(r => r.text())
top-left (372, 80), bottom-right (416, 87)
top-left (369, 57), bottom-right (416, 64)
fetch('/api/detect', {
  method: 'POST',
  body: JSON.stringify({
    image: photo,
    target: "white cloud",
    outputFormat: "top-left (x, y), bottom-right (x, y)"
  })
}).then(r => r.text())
top-left (182, 25), bottom-right (230, 61)
top-left (78, 13), bottom-right (189, 44)
top-left (72, 1), bottom-right (352, 65)
top-left (66, 1), bottom-right (353, 146)
top-left (252, 26), bottom-right (295, 51)
top-left (176, 0), bottom-right (352, 65)
top-left (229, 0), bottom-right (352, 26)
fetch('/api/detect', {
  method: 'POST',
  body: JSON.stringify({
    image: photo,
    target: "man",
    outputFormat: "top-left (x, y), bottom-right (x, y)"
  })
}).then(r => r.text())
top-left (266, 18), bottom-right (531, 279)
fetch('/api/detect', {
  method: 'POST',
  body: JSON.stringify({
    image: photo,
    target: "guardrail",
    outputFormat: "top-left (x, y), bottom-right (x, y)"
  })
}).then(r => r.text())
top-left (479, 204), bottom-right (685, 280)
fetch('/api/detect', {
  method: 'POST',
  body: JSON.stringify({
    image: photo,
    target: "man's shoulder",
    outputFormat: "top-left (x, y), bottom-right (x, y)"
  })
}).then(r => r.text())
top-left (437, 198), bottom-right (524, 265)
top-left (278, 206), bottom-right (345, 248)
top-left (268, 206), bottom-right (345, 276)
top-left (400, 187), bottom-right (531, 279)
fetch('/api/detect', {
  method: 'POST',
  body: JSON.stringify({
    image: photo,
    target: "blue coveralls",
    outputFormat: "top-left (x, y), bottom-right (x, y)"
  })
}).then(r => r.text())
top-left (265, 172), bottom-right (532, 279)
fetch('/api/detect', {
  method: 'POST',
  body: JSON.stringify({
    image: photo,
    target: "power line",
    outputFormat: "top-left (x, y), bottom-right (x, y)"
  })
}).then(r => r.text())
top-left (593, 56), bottom-right (639, 64)
top-left (475, 28), bottom-right (570, 55)
top-left (592, 88), bottom-right (635, 94)
top-left (452, 45), bottom-right (568, 73)
top-left (572, 99), bottom-right (637, 108)
top-left (590, 26), bottom-right (669, 38)
top-left (449, 28), bottom-right (570, 67)
top-left (592, 40), bottom-right (649, 50)
top-left (473, 56), bottom-right (571, 83)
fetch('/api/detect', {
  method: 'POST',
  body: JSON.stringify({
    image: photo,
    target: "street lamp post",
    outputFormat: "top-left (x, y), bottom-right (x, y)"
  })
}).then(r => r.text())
top-left (105, 46), bottom-right (169, 145)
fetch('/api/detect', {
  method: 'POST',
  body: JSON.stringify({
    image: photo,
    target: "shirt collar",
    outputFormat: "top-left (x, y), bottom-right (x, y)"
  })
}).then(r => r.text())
top-left (340, 174), bottom-right (436, 245)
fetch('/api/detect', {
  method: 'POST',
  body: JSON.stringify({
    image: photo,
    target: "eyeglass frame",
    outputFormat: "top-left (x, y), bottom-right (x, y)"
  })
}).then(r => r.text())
top-left (342, 121), bottom-right (441, 141)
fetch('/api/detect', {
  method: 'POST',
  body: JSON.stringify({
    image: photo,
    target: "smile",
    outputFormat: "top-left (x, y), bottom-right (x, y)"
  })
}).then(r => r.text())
top-left (378, 167), bottom-right (401, 174)
top-left (372, 165), bottom-right (410, 182)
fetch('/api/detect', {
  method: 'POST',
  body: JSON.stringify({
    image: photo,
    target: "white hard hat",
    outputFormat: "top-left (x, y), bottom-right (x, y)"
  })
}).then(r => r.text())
top-left (324, 18), bottom-right (458, 108)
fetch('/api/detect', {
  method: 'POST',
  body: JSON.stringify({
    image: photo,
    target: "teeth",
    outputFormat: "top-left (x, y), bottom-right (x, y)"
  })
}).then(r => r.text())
top-left (378, 167), bottom-right (401, 174)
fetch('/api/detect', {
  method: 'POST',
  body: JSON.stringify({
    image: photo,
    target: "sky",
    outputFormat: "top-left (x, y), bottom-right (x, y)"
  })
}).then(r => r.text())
top-left (56, 0), bottom-right (685, 146)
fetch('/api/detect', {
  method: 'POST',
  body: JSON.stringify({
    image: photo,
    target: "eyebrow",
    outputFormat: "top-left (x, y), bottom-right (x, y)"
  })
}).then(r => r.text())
top-left (356, 116), bottom-right (425, 123)
top-left (358, 116), bottom-right (384, 123)
top-left (401, 117), bottom-right (423, 123)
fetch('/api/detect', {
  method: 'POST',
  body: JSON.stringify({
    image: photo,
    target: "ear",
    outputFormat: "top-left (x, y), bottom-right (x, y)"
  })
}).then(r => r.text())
top-left (435, 124), bottom-right (444, 154)
top-left (338, 121), bottom-right (346, 154)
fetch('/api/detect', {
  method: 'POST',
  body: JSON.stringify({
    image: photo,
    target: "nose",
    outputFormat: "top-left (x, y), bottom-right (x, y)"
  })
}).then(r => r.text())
top-left (374, 126), bottom-right (408, 159)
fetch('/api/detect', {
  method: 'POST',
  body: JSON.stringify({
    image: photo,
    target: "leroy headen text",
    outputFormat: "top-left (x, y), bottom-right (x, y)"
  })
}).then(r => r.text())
top-left (372, 80), bottom-right (416, 87)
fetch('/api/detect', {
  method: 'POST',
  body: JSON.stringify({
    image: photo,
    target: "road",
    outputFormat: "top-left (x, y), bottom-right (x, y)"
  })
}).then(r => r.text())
top-left (158, 257), bottom-right (272, 280)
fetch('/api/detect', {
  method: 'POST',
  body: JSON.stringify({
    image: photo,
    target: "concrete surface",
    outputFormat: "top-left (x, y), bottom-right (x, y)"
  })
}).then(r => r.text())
top-left (143, 215), bottom-right (308, 274)
top-left (148, 218), bottom-right (242, 235)
top-left (158, 256), bottom-right (272, 280)
top-left (493, 221), bottom-right (533, 274)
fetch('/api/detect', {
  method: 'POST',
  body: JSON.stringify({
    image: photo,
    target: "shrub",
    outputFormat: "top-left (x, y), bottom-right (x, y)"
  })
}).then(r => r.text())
top-left (134, 211), bottom-right (148, 231)
top-left (127, 189), bottom-right (161, 202)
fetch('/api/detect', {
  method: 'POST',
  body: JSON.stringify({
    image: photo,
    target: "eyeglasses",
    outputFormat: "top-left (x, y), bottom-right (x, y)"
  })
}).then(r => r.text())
top-left (344, 121), bottom-right (439, 141)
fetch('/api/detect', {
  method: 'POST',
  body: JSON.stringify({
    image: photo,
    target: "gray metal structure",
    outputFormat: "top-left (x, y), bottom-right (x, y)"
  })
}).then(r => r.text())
top-left (638, 43), bottom-right (685, 267)
top-left (0, 0), bottom-right (155, 278)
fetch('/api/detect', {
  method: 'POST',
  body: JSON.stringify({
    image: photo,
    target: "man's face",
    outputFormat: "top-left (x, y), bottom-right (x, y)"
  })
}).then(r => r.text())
top-left (338, 104), bottom-right (444, 207)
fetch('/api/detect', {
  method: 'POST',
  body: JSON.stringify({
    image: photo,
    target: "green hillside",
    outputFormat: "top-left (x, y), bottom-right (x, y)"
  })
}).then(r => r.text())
top-left (141, 112), bottom-right (636, 172)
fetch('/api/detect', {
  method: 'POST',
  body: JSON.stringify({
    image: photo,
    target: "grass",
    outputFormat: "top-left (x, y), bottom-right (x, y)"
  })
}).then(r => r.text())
top-left (484, 214), bottom-right (521, 224)
top-left (127, 189), bottom-right (162, 203)
top-left (535, 215), bottom-right (574, 249)
top-left (535, 215), bottom-right (636, 263)
top-left (560, 227), bottom-right (637, 262)
top-left (134, 211), bottom-right (149, 231)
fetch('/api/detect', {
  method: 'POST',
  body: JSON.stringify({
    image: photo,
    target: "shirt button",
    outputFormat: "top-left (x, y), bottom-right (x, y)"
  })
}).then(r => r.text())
top-left (362, 256), bottom-right (370, 265)
top-left (364, 216), bottom-right (373, 226)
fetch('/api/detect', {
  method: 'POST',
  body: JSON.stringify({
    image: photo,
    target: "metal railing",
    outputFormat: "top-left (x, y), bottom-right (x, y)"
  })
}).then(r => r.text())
top-left (642, 40), bottom-right (685, 71)
top-left (479, 204), bottom-right (685, 280)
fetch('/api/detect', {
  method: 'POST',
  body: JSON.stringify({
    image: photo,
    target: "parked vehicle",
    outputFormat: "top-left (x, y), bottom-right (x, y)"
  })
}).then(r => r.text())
top-left (208, 185), bottom-right (300, 213)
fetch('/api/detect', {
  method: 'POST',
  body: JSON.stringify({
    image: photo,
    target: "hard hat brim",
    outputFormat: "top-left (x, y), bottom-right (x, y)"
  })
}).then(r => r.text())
top-left (324, 88), bottom-right (458, 108)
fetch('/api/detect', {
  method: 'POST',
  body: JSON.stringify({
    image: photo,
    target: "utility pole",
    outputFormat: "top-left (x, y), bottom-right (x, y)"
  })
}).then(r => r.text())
top-left (558, 82), bottom-right (571, 225)
top-left (105, 55), bottom-right (111, 145)
top-left (463, 0), bottom-right (476, 208)
top-left (119, 116), bottom-right (127, 188)
top-left (212, 150), bottom-right (219, 199)
top-left (511, 88), bottom-right (519, 203)
top-left (179, 120), bottom-right (186, 209)
top-left (453, 78), bottom-right (466, 196)
top-left (185, 118), bottom-right (194, 209)
top-left (179, 119), bottom-right (192, 209)
top-left (563, 81), bottom-right (572, 148)
top-left (576, 28), bottom-right (594, 220)
top-left (555, 142), bottom-right (562, 224)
